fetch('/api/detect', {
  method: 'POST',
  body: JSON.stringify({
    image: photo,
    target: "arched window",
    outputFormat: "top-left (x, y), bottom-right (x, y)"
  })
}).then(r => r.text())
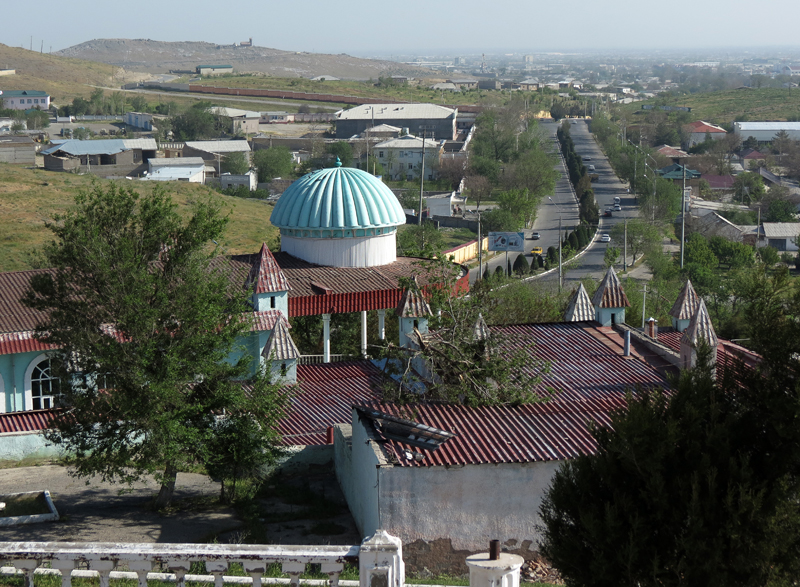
top-left (26, 355), bottom-right (59, 410)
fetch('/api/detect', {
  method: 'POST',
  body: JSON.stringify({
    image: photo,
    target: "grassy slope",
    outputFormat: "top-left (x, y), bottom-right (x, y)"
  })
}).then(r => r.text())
top-left (0, 164), bottom-right (278, 272)
top-left (0, 43), bottom-right (119, 104)
top-left (622, 88), bottom-right (800, 125)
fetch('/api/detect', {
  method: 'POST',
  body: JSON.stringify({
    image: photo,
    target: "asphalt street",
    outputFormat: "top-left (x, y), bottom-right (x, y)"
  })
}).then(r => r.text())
top-left (469, 119), bottom-right (632, 285)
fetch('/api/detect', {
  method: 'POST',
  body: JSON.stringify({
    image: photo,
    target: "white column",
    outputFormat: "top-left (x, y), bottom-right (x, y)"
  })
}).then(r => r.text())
top-left (323, 313), bottom-right (331, 363)
top-left (361, 310), bottom-right (368, 358)
top-left (377, 309), bottom-right (386, 340)
top-left (466, 552), bottom-right (524, 587)
top-left (359, 530), bottom-right (405, 587)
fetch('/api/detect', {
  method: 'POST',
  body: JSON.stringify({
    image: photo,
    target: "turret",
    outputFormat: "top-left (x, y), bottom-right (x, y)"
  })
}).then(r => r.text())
top-left (396, 279), bottom-right (432, 348)
top-left (591, 267), bottom-right (630, 326)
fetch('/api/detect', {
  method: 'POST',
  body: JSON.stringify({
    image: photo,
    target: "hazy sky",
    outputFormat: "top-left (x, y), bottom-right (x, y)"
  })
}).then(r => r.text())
top-left (4, 0), bottom-right (800, 56)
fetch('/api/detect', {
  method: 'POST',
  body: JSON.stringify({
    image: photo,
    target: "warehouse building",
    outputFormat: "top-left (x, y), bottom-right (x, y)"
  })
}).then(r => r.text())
top-left (733, 122), bottom-right (800, 143)
top-left (335, 104), bottom-right (457, 140)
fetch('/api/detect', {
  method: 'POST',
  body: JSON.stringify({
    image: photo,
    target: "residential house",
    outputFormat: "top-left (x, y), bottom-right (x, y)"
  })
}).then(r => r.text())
top-left (685, 121), bottom-right (727, 147)
top-left (761, 222), bottom-right (800, 251)
top-left (196, 64), bottom-right (233, 76)
top-left (447, 79), bottom-right (478, 90)
top-left (220, 170), bottom-right (257, 191)
top-left (739, 148), bottom-right (766, 169)
top-left (335, 104), bottom-right (458, 141)
top-left (183, 140), bottom-right (252, 175)
top-left (142, 157), bottom-right (207, 183)
top-left (0, 136), bottom-right (36, 165)
top-left (657, 163), bottom-right (702, 181)
top-left (211, 107), bottom-right (261, 134)
top-left (518, 78), bottom-right (540, 91)
top-left (374, 135), bottom-right (445, 181)
top-left (123, 112), bottom-right (155, 131)
top-left (700, 174), bottom-right (735, 191)
top-left (42, 138), bottom-right (157, 176)
top-left (0, 90), bottom-right (50, 111)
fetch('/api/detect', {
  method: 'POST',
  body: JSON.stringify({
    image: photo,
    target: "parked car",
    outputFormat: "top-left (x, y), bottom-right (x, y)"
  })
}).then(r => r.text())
top-left (531, 232), bottom-right (541, 240)
top-left (604, 209), bottom-right (613, 217)
top-left (531, 246), bottom-right (543, 255)
top-left (584, 156), bottom-right (592, 161)
top-left (614, 196), bottom-right (621, 204)
top-left (600, 234), bottom-right (611, 243)
top-left (588, 165), bottom-right (596, 172)
top-left (614, 204), bottom-right (621, 211)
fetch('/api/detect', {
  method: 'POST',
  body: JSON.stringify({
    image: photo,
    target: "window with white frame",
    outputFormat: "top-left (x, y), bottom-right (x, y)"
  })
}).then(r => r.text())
top-left (29, 357), bottom-right (59, 410)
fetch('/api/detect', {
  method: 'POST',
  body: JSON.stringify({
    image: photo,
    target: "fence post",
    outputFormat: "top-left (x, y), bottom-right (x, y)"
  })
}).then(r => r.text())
top-left (359, 530), bottom-right (404, 587)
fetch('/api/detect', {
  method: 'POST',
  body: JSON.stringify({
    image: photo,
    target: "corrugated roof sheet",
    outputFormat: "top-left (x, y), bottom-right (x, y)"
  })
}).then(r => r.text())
top-left (185, 140), bottom-right (251, 153)
top-left (736, 122), bottom-right (800, 131)
top-left (762, 222), bottom-right (800, 238)
top-left (42, 138), bottom-right (157, 157)
top-left (565, 283), bottom-right (594, 321)
top-left (396, 280), bottom-right (431, 318)
top-left (687, 121), bottom-right (726, 133)
top-left (591, 267), bottom-right (630, 309)
top-left (276, 362), bottom-right (382, 445)
top-left (337, 104), bottom-right (455, 121)
top-left (247, 244), bottom-right (290, 294)
top-left (0, 409), bottom-right (58, 434)
top-left (262, 320), bottom-right (299, 361)
top-left (0, 331), bottom-right (55, 356)
top-left (250, 310), bottom-right (289, 331)
top-left (149, 157), bottom-right (206, 167)
top-left (0, 268), bottom-right (52, 334)
top-left (669, 280), bottom-right (700, 320)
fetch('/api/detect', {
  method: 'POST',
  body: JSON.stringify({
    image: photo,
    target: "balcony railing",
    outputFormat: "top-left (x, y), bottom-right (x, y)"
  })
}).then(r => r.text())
top-left (0, 530), bottom-right (404, 587)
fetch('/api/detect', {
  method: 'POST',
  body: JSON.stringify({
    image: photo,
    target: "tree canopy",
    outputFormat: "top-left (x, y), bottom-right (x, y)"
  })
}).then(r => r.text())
top-left (540, 269), bottom-right (800, 587)
top-left (24, 183), bottom-right (287, 508)
top-left (253, 147), bottom-right (295, 183)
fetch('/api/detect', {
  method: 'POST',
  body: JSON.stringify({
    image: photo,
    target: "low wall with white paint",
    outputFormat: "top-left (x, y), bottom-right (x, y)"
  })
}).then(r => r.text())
top-left (0, 431), bottom-right (63, 463)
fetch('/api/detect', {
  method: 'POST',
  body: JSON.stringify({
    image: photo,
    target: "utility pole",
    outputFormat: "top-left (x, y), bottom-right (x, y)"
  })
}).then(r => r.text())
top-left (477, 212), bottom-right (482, 280)
top-left (641, 284), bottom-right (648, 329)
top-left (680, 163), bottom-right (686, 268)
top-left (623, 217), bottom-right (628, 272)
top-left (418, 133), bottom-right (426, 225)
top-left (558, 213), bottom-right (563, 290)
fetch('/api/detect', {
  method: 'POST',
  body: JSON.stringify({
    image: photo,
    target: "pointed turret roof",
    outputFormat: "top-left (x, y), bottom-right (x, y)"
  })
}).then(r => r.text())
top-left (591, 267), bottom-right (631, 309)
top-left (669, 280), bottom-right (700, 320)
top-left (248, 243), bottom-right (290, 294)
top-left (473, 313), bottom-right (490, 341)
top-left (396, 278), bottom-right (432, 318)
top-left (262, 320), bottom-right (300, 361)
top-left (681, 299), bottom-right (718, 348)
top-left (565, 283), bottom-right (595, 321)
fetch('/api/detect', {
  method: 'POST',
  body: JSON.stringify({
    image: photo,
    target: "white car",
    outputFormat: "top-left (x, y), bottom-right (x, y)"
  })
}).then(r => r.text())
top-left (614, 204), bottom-right (621, 211)
top-left (600, 234), bottom-right (611, 243)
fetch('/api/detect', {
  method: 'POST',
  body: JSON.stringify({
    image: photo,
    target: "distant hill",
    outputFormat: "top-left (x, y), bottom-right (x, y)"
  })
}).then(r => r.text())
top-left (0, 43), bottom-right (119, 104)
top-left (56, 39), bottom-right (428, 81)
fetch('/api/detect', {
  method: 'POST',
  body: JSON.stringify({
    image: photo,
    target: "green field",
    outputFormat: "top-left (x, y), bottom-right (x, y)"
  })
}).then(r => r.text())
top-left (622, 87), bottom-right (800, 126)
top-left (0, 164), bottom-right (278, 272)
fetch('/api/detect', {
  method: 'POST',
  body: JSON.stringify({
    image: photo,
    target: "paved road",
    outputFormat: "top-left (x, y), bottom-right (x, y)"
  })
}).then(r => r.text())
top-left (543, 120), bottom-right (635, 285)
top-left (468, 121), bottom-right (580, 284)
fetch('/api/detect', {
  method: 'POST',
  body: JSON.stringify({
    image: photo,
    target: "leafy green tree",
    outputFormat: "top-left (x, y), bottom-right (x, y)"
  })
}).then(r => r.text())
top-left (128, 95), bottom-right (149, 113)
top-left (171, 103), bottom-right (218, 141)
top-left (326, 141), bottom-right (353, 167)
top-left (684, 233), bottom-right (718, 269)
top-left (610, 219), bottom-right (660, 264)
top-left (512, 253), bottom-right (529, 275)
top-left (549, 102), bottom-right (567, 120)
top-left (396, 221), bottom-right (443, 258)
top-left (23, 183), bottom-right (287, 509)
top-left (481, 207), bottom-right (520, 232)
top-left (25, 109), bottom-right (50, 129)
top-left (765, 198), bottom-right (796, 222)
top-left (253, 147), bottom-right (294, 183)
top-left (603, 246), bottom-right (620, 270)
top-left (540, 334), bottom-right (800, 587)
top-left (732, 172), bottom-right (766, 204)
top-left (759, 245), bottom-right (780, 266)
top-left (221, 151), bottom-right (250, 175)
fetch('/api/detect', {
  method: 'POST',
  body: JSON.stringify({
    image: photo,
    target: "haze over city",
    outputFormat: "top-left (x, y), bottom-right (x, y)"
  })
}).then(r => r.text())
top-left (5, 0), bottom-right (800, 56)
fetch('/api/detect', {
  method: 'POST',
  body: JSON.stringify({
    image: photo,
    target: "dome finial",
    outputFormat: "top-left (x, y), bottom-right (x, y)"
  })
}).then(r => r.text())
top-left (335, 156), bottom-right (342, 167)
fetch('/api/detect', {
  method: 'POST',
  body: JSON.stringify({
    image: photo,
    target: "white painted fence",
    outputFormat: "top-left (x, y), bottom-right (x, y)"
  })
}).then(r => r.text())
top-left (0, 530), bottom-right (404, 587)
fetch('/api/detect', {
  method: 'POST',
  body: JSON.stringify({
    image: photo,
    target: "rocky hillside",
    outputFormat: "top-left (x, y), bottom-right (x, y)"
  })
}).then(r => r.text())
top-left (56, 39), bottom-right (427, 80)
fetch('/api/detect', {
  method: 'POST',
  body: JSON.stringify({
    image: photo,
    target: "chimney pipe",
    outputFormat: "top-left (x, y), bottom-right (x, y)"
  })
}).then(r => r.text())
top-left (624, 330), bottom-right (631, 356)
top-left (646, 318), bottom-right (658, 340)
top-left (326, 426), bottom-right (334, 445)
top-left (489, 540), bottom-right (500, 560)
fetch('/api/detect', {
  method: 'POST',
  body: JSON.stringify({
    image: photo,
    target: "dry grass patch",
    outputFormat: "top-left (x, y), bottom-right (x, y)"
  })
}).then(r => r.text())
top-left (0, 165), bottom-right (278, 272)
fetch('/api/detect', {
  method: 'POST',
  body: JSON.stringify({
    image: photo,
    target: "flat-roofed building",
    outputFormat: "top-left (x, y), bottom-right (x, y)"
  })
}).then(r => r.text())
top-left (1, 90), bottom-right (50, 111)
top-left (336, 104), bottom-right (457, 140)
top-left (734, 121), bottom-right (800, 143)
top-left (0, 135), bottom-right (36, 165)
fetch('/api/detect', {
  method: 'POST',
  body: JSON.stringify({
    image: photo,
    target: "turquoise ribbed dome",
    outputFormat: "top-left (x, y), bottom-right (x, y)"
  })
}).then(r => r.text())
top-left (270, 164), bottom-right (405, 231)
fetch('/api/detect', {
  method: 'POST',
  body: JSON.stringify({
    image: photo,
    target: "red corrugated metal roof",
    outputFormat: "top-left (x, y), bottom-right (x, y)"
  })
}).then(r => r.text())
top-left (276, 362), bottom-right (382, 445)
top-left (0, 331), bottom-right (56, 356)
top-left (351, 322), bottom-right (674, 466)
top-left (247, 244), bottom-right (290, 294)
top-left (250, 310), bottom-right (289, 331)
top-left (0, 409), bottom-right (58, 434)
